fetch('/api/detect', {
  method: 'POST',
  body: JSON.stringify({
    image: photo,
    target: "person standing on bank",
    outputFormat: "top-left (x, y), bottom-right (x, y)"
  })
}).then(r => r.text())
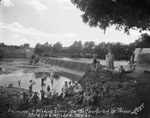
top-left (29, 80), bottom-right (35, 97)
top-left (106, 50), bottom-right (115, 70)
top-left (18, 80), bottom-right (21, 88)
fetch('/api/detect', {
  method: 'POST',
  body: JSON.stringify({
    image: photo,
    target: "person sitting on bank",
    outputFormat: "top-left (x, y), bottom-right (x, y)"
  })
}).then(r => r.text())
top-left (82, 87), bottom-right (99, 107)
top-left (73, 81), bottom-right (83, 95)
top-left (31, 92), bottom-right (39, 105)
top-left (88, 54), bottom-right (99, 72)
top-left (61, 81), bottom-right (68, 99)
top-left (92, 54), bottom-right (98, 65)
top-left (20, 92), bottom-right (30, 110)
top-left (67, 81), bottom-right (74, 96)
top-left (81, 87), bottom-right (91, 107)
top-left (95, 61), bottom-right (102, 75)
top-left (119, 65), bottom-right (125, 75)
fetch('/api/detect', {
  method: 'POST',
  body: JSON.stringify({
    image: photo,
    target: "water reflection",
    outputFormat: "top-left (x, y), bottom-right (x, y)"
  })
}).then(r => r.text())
top-left (0, 70), bottom-right (70, 98)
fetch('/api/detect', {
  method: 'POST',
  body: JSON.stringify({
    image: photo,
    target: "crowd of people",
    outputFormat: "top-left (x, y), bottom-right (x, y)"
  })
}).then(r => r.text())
top-left (20, 50), bottom-right (132, 108)
top-left (39, 79), bottom-right (109, 107)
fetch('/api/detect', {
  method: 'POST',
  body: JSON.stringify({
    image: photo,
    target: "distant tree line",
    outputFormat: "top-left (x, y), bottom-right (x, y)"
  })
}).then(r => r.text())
top-left (34, 33), bottom-right (150, 60)
top-left (0, 43), bottom-right (30, 59)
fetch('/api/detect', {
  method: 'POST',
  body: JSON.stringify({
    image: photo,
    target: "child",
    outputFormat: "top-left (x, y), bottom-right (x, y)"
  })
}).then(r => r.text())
top-left (18, 80), bottom-right (21, 88)
top-left (119, 65), bottom-right (125, 75)
top-left (95, 61), bottom-right (102, 75)
top-left (29, 80), bottom-right (36, 97)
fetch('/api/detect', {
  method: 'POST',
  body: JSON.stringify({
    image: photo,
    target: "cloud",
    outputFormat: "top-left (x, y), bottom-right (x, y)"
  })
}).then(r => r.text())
top-left (62, 33), bottom-right (78, 39)
top-left (0, 22), bottom-right (79, 46)
top-left (0, 22), bottom-right (41, 34)
top-left (57, 0), bottom-right (70, 3)
top-left (56, 0), bottom-right (72, 10)
top-left (1, 0), bottom-right (14, 7)
top-left (26, 0), bottom-right (49, 15)
top-left (58, 5), bottom-right (72, 10)
top-left (13, 34), bottom-right (21, 38)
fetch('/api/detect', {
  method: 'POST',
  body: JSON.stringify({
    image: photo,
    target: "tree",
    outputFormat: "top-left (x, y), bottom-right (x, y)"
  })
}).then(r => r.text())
top-left (0, 49), bottom-right (4, 59)
top-left (69, 40), bottom-right (83, 57)
top-left (43, 42), bottom-right (53, 56)
top-left (34, 43), bottom-right (43, 55)
top-left (134, 33), bottom-right (150, 48)
top-left (53, 42), bottom-right (62, 54)
top-left (83, 41), bottom-right (95, 54)
top-left (23, 43), bottom-right (30, 48)
top-left (34, 42), bottom-right (53, 56)
top-left (71, 0), bottom-right (150, 34)
top-left (94, 42), bottom-right (107, 58)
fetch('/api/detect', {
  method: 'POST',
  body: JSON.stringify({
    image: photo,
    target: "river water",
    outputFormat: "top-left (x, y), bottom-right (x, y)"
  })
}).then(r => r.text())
top-left (0, 57), bottom-right (128, 97)
top-left (0, 70), bottom-right (70, 97)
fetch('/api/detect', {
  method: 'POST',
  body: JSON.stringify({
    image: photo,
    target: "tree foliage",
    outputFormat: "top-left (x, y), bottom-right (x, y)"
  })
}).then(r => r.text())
top-left (83, 41), bottom-right (95, 54)
top-left (71, 0), bottom-right (150, 33)
top-left (136, 33), bottom-right (150, 48)
top-left (33, 33), bottom-right (150, 60)
top-left (0, 49), bottom-right (4, 59)
top-left (53, 42), bottom-right (62, 54)
top-left (69, 40), bottom-right (82, 56)
top-left (23, 43), bottom-right (30, 48)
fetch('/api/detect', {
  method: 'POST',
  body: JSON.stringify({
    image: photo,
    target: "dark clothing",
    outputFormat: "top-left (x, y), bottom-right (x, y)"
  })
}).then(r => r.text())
top-left (92, 58), bottom-right (98, 64)
top-left (32, 94), bottom-right (39, 105)
top-left (41, 78), bottom-right (44, 86)
top-left (41, 77), bottom-right (46, 87)
top-left (131, 54), bottom-right (135, 64)
top-left (29, 86), bottom-right (32, 97)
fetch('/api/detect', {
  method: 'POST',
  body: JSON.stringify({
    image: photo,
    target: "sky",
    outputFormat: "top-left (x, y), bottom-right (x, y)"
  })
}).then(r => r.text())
top-left (0, 0), bottom-right (143, 47)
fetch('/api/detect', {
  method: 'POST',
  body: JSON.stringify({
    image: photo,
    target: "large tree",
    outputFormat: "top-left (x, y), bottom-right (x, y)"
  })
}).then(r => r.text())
top-left (71, 0), bottom-right (150, 34)
top-left (53, 42), bottom-right (62, 54)
top-left (134, 33), bottom-right (150, 48)
top-left (69, 40), bottom-right (83, 54)
top-left (83, 41), bottom-right (95, 54)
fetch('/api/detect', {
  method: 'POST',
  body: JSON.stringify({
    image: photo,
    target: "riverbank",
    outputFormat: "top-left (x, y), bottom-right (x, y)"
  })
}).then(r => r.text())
top-left (0, 58), bottom-right (150, 118)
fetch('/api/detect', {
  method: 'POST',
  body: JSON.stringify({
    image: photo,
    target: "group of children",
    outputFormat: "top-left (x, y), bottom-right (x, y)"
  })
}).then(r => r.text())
top-left (42, 80), bottom-right (83, 100)
top-left (43, 80), bottom-right (109, 107)
top-left (61, 81), bottom-right (83, 99)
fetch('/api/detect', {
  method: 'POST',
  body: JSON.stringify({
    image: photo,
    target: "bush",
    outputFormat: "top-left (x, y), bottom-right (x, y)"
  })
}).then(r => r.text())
top-left (137, 53), bottom-right (150, 64)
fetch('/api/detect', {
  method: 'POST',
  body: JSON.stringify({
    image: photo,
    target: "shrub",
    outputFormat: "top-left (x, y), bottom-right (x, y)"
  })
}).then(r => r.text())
top-left (137, 53), bottom-right (150, 64)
